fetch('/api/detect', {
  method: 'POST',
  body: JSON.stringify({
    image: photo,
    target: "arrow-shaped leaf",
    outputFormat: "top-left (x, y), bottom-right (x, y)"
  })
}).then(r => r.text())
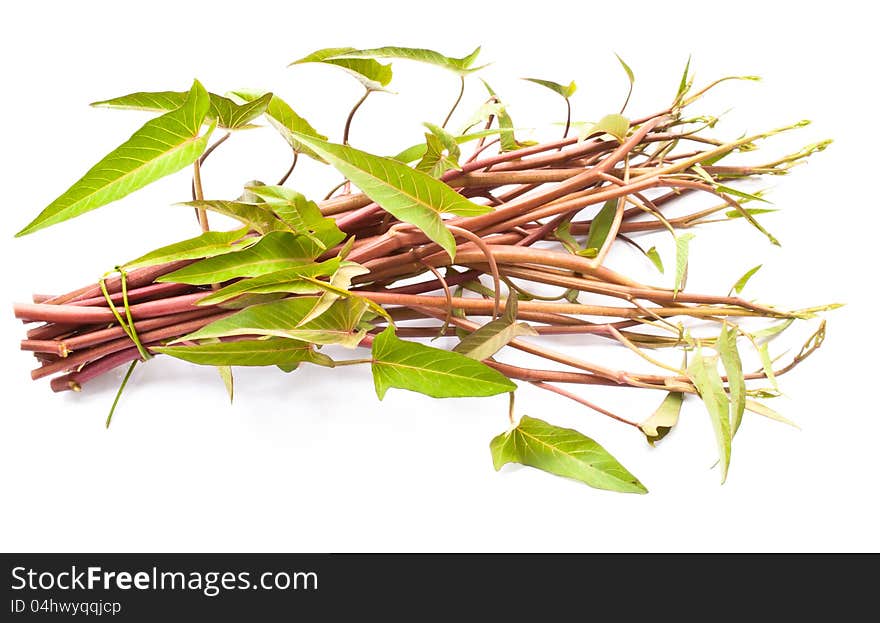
top-left (324, 45), bottom-right (484, 74)
top-left (290, 47), bottom-right (393, 91)
top-left (180, 296), bottom-right (370, 348)
top-left (571, 113), bottom-right (630, 142)
top-left (490, 415), bottom-right (647, 494)
top-left (522, 78), bottom-right (577, 99)
top-left (92, 90), bottom-right (272, 130)
top-left (289, 133), bottom-right (491, 259)
top-left (453, 295), bottom-right (537, 361)
top-left (228, 90), bottom-right (327, 161)
top-left (244, 185), bottom-right (345, 249)
top-left (178, 200), bottom-right (287, 234)
top-left (159, 231), bottom-right (324, 285)
top-left (371, 327), bottom-right (515, 399)
top-left (18, 80), bottom-right (213, 236)
top-left (195, 259), bottom-right (342, 306)
top-left (123, 227), bottom-right (253, 270)
top-left (155, 337), bottom-right (335, 367)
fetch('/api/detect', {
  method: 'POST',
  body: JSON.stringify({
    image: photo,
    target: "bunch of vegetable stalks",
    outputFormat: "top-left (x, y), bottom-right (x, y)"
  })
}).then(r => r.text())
top-left (14, 86), bottom-right (829, 447)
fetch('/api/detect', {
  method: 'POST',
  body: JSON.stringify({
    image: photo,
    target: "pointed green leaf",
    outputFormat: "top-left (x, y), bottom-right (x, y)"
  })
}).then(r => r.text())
top-left (572, 113), bottom-right (630, 142)
top-left (290, 47), bottom-right (393, 91)
top-left (646, 246), bottom-right (664, 273)
top-left (614, 53), bottom-right (635, 85)
top-left (244, 185), bottom-right (345, 249)
top-left (416, 123), bottom-right (462, 177)
top-left (229, 90), bottom-right (327, 161)
top-left (490, 416), bottom-right (647, 494)
top-left (323, 45), bottom-right (484, 74)
top-left (586, 199), bottom-right (617, 251)
top-left (17, 80), bottom-right (213, 236)
top-left (296, 262), bottom-right (370, 326)
top-left (453, 295), bottom-right (537, 360)
top-left (675, 56), bottom-right (692, 104)
top-left (674, 233), bottom-right (696, 295)
top-left (480, 80), bottom-right (533, 152)
top-left (745, 399), bottom-right (800, 429)
top-left (639, 391), bottom-right (683, 446)
top-left (180, 296), bottom-right (370, 348)
top-left (288, 133), bottom-right (491, 260)
top-left (730, 264), bottom-right (762, 295)
top-left (217, 365), bottom-right (234, 402)
top-left (717, 324), bottom-right (746, 435)
top-left (750, 318), bottom-right (793, 342)
top-left (92, 90), bottom-right (272, 130)
top-left (371, 327), bottom-right (515, 399)
top-left (392, 128), bottom-right (517, 164)
top-left (155, 337), bottom-right (335, 367)
top-left (522, 78), bottom-right (577, 99)
top-left (159, 231), bottom-right (324, 285)
top-left (687, 354), bottom-right (732, 483)
top-left (725, 207), bottom-right (778, 219)
top-left (123, 227), bottom-right (253, 270)
top-left (195, 259), bottom-right (342, 306)
top-left (758, 343), bottom-right (779, 390)
top-left (178, 200), bottom-right (287, 234)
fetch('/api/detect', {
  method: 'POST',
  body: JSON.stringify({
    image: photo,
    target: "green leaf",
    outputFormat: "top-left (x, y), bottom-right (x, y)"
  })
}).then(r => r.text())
top-left (725, 207), bottom-right (778, 219)
top-left (155, 337), bottom-right (335, 368)
top-left (717, 324), bottom-right (746, 436)
top-left (758, 343), bottom-right (779, 390)
top-left (750, 318), bottom-right (794, 342)
top-left (123, 227), bottom-right (253, 270)
top-left (674, 233), bottom-right (696, 295)
top-left (646, 246), bottom-right (664, 273)
top-left (296, 262), bottom-right (370, 326)
top-left (178, 200), bottom-right (286, 234)
top-left (675, 55), bottom-right (692, 104)
top-left (730, 264), bottom-right (762, 295)
top-left (322, 45), bottom-right (484, 74)
top-left (288, 133), bottom-right (490, 260)
top-left (217, 365), bottom-right (234, 403)
top-left (17, 80), bottom-right (213, 236)
top-left (391, 128), bottom-right (518, 164)
top-left (490, 415), bottom-right (647, 494)
top-left (159, 231), bottom-right (324, 285)
top-left (371, 327), bottom-right (515, 399)
top-left (522, 78), bottom-right (577, 99)
top-left (687, 354), bottom-right (732, 483)
top-left (586, 199), bottom-right (617, 250)
top-left (290, 47), bottom-right (393, 91)
top-left (229, 90), bottom-right (327, 161)
top-left (416, 123), bottom-right (462, 177)
top-left (745, 399), bottom-right (800, 429)
top-left (194, 259), bottom-right (342, 306)
top-left (639, 392), bottom-right (683, 446)
top-left (614, 53), bottom-right (635, 85)
top-left (180, 296), bottom-right (371, 348)
top-left (92, 90), bottom-right (273, 130)
top-left (572, 113), bottom-right (630, 142)
top-left (453, 295), bottom-right (537, 360)
top-left (480, 80), bottom-right (535, 152)
top-left (244, 185), bottom-right (345, 249)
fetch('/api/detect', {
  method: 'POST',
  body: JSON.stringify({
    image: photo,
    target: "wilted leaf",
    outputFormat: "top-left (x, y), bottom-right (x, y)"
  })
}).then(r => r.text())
top-left (639, 391), bottom-right (683, 446)
top-left (371, 327), bottom-right (515, 399)
top-left (674, 233), bottom-right (696, 295)
top-left (646, 246), bottom-right (664, 273)
top-left (717, 324), bottom-right (746, 435)
top-left (453, 295), bottom-right (537, 360)
top-left (687, 354), bottom-right (732, 483)
top-left (490, 415), bottom-right (647, 494)
top-left (217, 365), bottom-right (234, 403)
top-left (586, 199), bottom-right (618, 251)
top-left (744, 399), bottom-right (800, 429)
top-left (18, 80), bottom-right (213, 236)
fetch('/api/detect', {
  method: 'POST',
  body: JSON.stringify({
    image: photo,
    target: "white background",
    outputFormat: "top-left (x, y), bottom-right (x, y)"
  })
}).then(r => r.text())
top-left (1, 1), bottom-right (877, 552)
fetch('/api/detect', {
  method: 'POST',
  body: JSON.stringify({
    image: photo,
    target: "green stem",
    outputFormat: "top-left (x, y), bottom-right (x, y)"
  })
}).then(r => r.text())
top-left (343, 89), bottom-right (371, 145)
top-left (106, 360), bottom-right (137, 429)
top-left (442, 75), bottom-right (466, 129)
